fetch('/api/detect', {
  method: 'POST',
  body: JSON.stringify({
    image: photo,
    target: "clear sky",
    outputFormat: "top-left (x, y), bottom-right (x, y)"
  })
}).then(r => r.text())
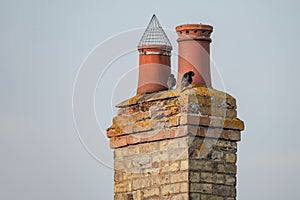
top-left (1, 0), bottom-right (300, 199)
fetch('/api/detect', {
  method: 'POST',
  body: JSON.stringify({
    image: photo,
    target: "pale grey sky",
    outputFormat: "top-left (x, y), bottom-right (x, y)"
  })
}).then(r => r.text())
top-left (1, 0), bottom-right (300, 199)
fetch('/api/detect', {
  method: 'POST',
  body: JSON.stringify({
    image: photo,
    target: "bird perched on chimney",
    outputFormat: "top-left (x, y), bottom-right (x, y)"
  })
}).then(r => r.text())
top-left (181, 71), bottom-right (195, 89)
top-left (167, 74), bottom-right (176, 90)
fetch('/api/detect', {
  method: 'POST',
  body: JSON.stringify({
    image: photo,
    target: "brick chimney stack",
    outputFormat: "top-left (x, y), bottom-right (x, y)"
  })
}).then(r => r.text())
top-left (136, 15), bottom-right (172, 94)
top-left (176, 24), bottom-right (213, 88)
top-left (106, 16), bottom-right (244, 200)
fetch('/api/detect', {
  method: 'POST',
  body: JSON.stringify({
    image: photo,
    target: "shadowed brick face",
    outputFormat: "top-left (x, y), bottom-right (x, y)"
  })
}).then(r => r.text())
top-left (107, 86), bottom-right (244, 200)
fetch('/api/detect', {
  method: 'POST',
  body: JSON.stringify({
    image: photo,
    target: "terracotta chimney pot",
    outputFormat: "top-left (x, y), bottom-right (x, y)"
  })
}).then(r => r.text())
top-left (176, 24), bottom-right (213, 88)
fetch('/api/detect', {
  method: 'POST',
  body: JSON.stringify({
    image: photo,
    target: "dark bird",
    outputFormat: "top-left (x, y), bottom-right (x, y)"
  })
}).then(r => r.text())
top-left (167, 74), bottom-right (176, 90)
top-left (181, 71), bottom-right (195, 89)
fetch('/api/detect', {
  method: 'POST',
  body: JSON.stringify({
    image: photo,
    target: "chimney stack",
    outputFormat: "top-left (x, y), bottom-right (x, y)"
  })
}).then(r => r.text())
top-left (106, 16), bottom-right (245, 200)
top-left (136, 15), bottom-right (172, 94)
top-left (176, 24), bottom-right (213, 88)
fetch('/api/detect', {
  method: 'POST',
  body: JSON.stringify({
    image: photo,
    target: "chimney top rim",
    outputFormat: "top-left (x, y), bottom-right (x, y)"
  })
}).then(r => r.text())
top-left (176, 24), bottom-right (213, 31)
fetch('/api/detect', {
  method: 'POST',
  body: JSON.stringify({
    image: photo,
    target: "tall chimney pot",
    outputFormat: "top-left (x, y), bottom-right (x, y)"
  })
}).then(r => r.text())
top-left (176, 24), bottom-right (213, 88)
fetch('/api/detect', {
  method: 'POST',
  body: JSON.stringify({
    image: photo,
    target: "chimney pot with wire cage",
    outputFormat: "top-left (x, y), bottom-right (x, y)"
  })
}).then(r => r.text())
top-left (136, 15), bottom-right (172, 94)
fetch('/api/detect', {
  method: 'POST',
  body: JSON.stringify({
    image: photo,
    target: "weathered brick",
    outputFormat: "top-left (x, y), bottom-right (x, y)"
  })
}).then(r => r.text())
top-left (190, 193), bottom-right (200, 200)
top-left (114, 160), bottom-right (125, 170)
top-left (114, 149), bottom-right (123, 159)
top-left (170, 172), bottom-right (188, 183)
top-left (133, 120), bottom-right (152, 132)
top-left (106, 128), bottom-right (115, 138)
top-left (124, 171), bottom-right (143, 179)
top-left (142, 196), bottom-right (160, 200)
top-left (225, 153), bottom-right (236, 163)
top-left (169, 126), bottom-right (189, 138)
top-left (161, 161), bottom-right (180, 174)
top-left (132, 178), bottom-right (150, 190)
top-left (225, 175), bottom-right (236, 186)
top-left (138, 142), bottom-right (158, 153)
top-left (132, 190), bottom-right (142, 199)
top-left (216, 164), bottom-right (225, 173)
top-left (114, 170), bottom-right (124, 182)
top-left (216, 140), bottom-right (237, 152)
top-left (180, 182), bottom-right (189, 193)
top-left (151, 121), bottom-right (166, 130)
top-left (150, 174), bottom-right (170, 186)
top-left (228, 130), bottom-right (241, 141)
top-left (190, 138), bottom-right (218, 159)
top-left (113, 115), bottom-right (132, 125)
top-left (189, 160), bottom-right (212, 171)
top-left (169, 148), bottom-right (188, 161)
top-left (224, 119), bottom-right (244, 131)
top-left (189, 171), bottom-right (200, 182)
top-left (226, 109), bottom-right (237, 119)
top-left (180, 160), bottom-right (189, 171)
top-left (190, 183), bottom-right (212, 193)
top-left (200, 106), bottom-right (235, 118)
top-left (117, 107), bottom-right (127, 115)
top-left (161, 183), bottom-right (180, 195)
top-left (180, 115), bottom-right (210, 127)
top-left (126, 194), bottom-right (133, 200)
top-left (110, 136), bottom-right (127, 148)
top-left (170, 115), bottom-right (181, 125)
top-left (205, 128), bottom-right (223, 139)
top-left (213, 185), bottom-right (236, 197)
top-left (131, 155), bottom-right (151, 168)
top-left (142, 187), bottom-right (160, 198)
top-left (177, 137), bottom-right (189, 148)
top-left (199, 172), bottom-right (224, 184)
top-left (213, 173), bottom-right (225, 184)
top-left (200, 172), bottom-right (213, 183)
top-left (115, 180), bottom-right (132, 193)
top-left (169, 193), bottom-right (189, 200)
top-left (188, 126), bottom-right (205, 137)
top-left (127, 135), bottom-right (140, 145)
top-left (114, 193), bottom-right (127, 200)
top-left (159, 139), bottom-right (178, 150)
top-left (132, 111), bottom-right (150, 122)
top-left (159, 137), bottom-right (188, 151)
top-left (200, 194), bottom-right (223, 200)
top-left (114, 145), bottom-right (139, 158)
top-left (224, 164), bottom-right (237, 174)
top-left (114, 124), bottom-right (134, 136)
top-left (188, 136), bottom-right (204, 149)
top-left (211, 151), bottom-right (224, 162)
top-left (151, 151), bottom-right (169, 163)
top-left (123, 158), bottom-right (133, 169)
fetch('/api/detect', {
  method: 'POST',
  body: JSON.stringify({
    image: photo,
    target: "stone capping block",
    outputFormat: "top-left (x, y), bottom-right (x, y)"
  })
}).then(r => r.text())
top-left (116, 85), bottom-right (236, 109)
